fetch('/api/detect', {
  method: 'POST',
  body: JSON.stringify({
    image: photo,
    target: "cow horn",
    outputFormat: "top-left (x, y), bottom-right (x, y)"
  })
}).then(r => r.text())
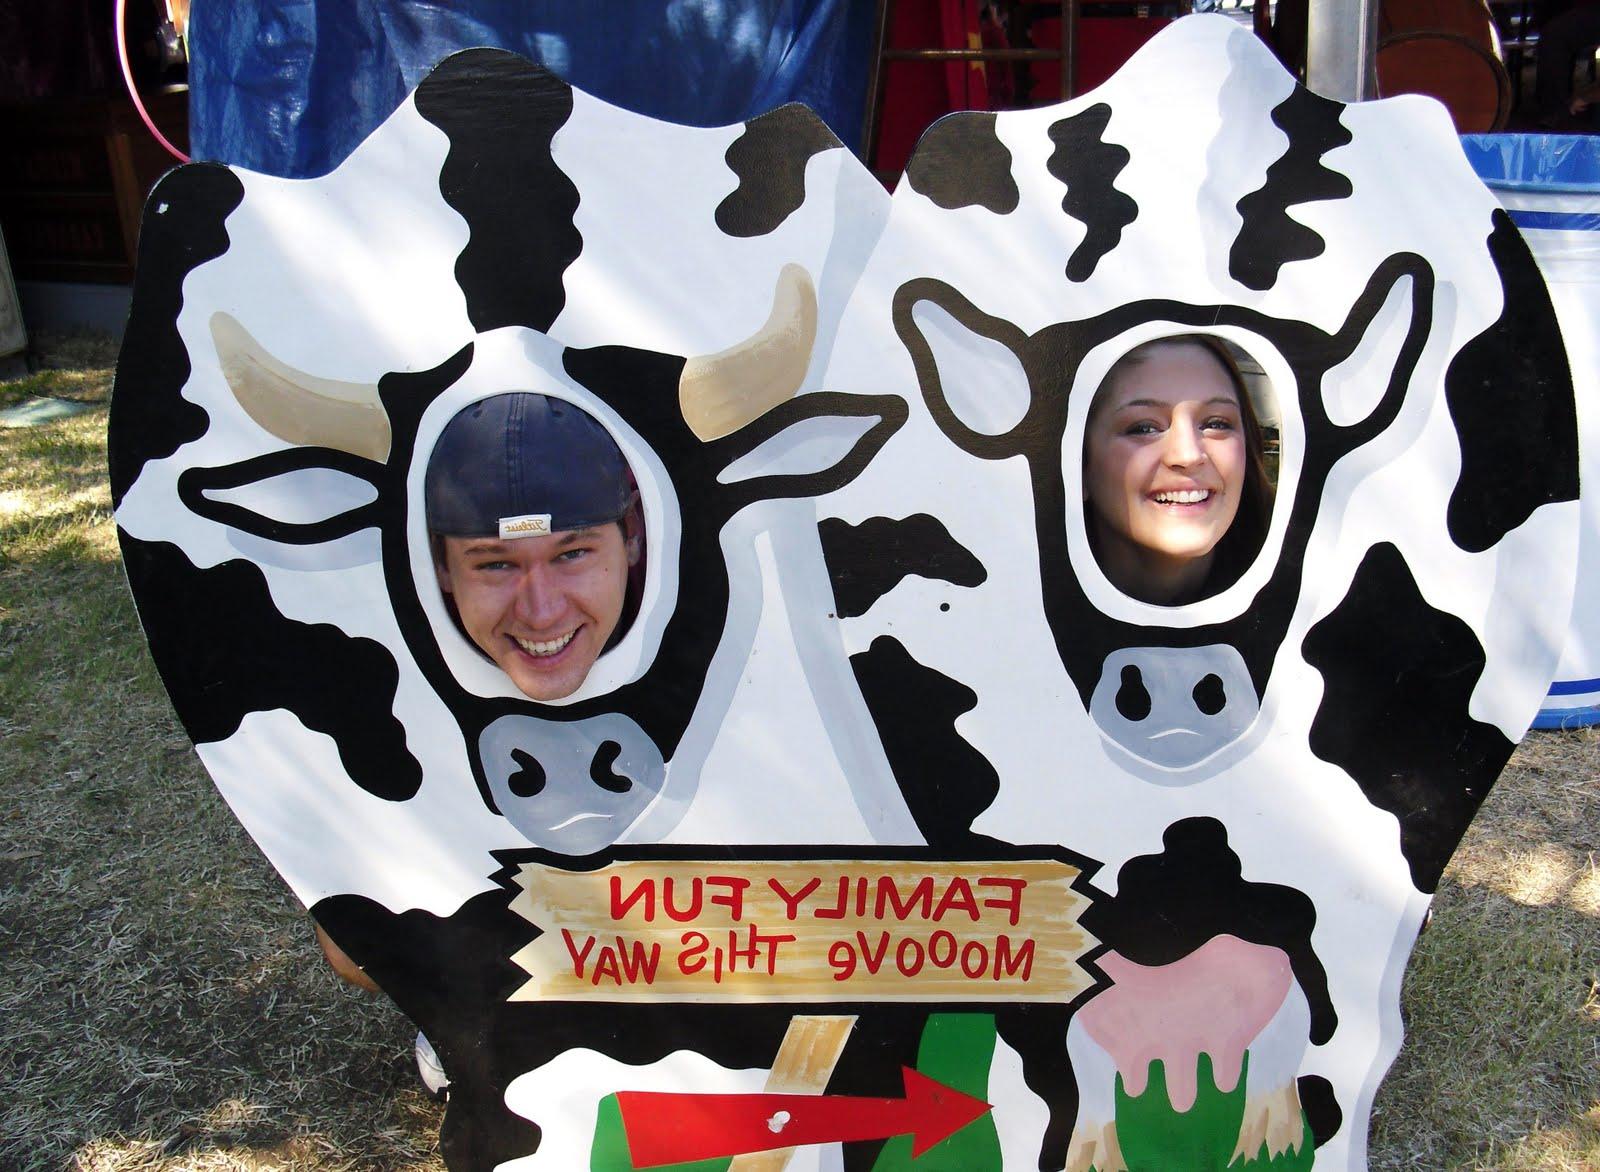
top-left (210, 312), bottom-right (392, 463)
top-left (679, 263), bottom-right (818, 442)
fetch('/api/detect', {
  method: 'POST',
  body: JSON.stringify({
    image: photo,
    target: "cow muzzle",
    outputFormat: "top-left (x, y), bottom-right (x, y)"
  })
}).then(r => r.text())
top-left (1088, 645), bottom-right (1258, 772)
top-left (478, 713), bottom-right (666, 854)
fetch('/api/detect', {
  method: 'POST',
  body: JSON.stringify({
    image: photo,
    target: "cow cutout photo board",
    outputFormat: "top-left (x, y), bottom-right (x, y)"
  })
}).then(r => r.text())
top-left (111, 17), bottom-right (1578, 1172)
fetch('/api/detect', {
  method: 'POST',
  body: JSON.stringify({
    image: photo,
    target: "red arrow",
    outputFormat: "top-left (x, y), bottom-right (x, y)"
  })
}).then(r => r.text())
top-left (615, 1066), bottom-right (991, 1167)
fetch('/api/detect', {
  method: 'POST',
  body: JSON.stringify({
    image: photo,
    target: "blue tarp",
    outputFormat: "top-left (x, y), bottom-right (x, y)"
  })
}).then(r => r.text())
top-left (1461, 133), bottom-right (1600, 232)
top-left (189, 1), bottom-right (874, 178)
top-left (1461, 133), bottom-right (1600, 193)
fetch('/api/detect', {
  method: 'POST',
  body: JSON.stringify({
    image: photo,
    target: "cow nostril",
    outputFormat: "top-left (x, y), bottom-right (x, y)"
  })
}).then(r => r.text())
top-left (1115, 665), bottom-right (1152, 721)
top-left (508, 748), bottom-right (547, 797)
top-left (1193, 673), bottom-right (1226, 716)
top-left (590, 740), bottom-right (634, 793)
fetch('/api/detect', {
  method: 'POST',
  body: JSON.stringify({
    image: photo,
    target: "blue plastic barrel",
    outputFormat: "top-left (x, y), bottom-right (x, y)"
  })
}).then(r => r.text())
top-left (1463, 134), bottom-right (1600, 728)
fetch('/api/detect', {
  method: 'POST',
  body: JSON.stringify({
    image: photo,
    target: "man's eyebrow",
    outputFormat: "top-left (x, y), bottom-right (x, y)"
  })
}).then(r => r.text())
top-left (460, 541), bottom-right (510, 556)
top-left (555, 527), bottom-right (602, 545)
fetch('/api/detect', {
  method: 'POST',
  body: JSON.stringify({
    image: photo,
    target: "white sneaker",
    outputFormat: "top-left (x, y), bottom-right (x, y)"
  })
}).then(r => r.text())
top-left (415, 1031), bottom-right (450, 1100)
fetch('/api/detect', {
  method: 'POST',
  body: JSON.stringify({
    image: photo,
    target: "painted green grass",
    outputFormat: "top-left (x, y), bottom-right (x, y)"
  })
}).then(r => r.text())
top-left (1, 334), bottom-right (1595, 1169)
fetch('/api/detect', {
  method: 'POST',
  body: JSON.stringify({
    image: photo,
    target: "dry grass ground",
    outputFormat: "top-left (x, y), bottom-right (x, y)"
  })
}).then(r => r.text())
top-left (1371, 731), bottom-right (1600, 1170)
top-left (0, 335), bottom-right (1595, 1169)
top-left (0, 336), bottom-right (440, 1171)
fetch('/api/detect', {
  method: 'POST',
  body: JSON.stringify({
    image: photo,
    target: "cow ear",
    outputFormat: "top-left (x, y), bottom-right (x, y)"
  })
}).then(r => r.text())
top-left (178, 449), bottom-right (383, 547)
top-left (712, 392), bottom-right (907, 509)
top-left (892, 278), bottom-right (1034, 459)
top-left (1314, 253), bottom-right (1433, 451)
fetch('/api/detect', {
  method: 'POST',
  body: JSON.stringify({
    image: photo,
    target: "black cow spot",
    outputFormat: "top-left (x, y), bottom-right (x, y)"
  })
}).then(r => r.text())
top-left (110, 164), bottom-right (242, 507)
top-left (119, 535), bottom-right (422, 801)
top-left (1298, 1074), bottom-right (1343, 1147)
top-left (1046, 103), bottom-right (1136, 282)
top-left (905, 112), bottom-right (1019, 214)
top-left (1304, 543), bottom-right (1513, 892)
top-left (849, 636), bottom-right (999, 848)
top-left (1082, 817), bottom-right (1336, 1047)
top-left (313, 891), bottom-right (542, 1169)
top-left (1231, 87), bottom-right (1352, 290)
top-left (818, 514), bottom-right (987, 619)
top-left (714, 104), bottom-right (841, 238)
top-left (996, 1005), bottom-right (1080, 1171)
top-left (1446, 210), bottom-right (1578, 553)
top-left (414, 49), bottom-right (580, 334)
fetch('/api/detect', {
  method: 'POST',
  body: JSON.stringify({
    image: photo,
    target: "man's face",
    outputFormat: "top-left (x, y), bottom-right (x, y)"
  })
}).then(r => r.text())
top-left (435, 513), bottom-right (640, 701)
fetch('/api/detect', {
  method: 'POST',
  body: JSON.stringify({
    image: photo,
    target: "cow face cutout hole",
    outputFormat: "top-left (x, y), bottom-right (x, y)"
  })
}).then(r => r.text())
top-left (426, 393), bottom-right (648, 705)
top-left (1081, 334), bottom-right (1278, 606)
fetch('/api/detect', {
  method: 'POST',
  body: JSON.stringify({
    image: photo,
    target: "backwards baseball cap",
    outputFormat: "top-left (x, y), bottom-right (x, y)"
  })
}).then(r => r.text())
top-left (425, 393), bottom-right (634, 539)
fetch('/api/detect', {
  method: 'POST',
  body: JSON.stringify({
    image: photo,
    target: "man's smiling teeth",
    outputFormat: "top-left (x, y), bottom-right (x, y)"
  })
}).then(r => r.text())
top-left (515, 630), bottom-right (577, 657)
top-left (1154, 489), bottom-right (1211, 504)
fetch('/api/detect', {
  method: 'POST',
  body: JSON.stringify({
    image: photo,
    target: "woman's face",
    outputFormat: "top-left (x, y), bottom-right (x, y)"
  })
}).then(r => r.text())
top-left (1084, 342), bottom-right (1247, 602)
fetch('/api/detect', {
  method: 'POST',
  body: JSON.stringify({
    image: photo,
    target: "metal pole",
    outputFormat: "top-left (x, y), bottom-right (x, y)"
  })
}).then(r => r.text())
top-left (1305, 0), bottom-right (1380, 102)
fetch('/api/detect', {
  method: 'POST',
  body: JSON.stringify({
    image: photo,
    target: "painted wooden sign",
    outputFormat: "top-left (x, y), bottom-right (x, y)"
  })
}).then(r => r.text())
top-left (110, 16), bottom-right (1576, 1171)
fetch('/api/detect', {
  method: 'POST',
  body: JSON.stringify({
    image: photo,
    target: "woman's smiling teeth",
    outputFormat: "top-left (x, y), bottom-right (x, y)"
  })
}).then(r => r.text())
top-left (1154, 488), bottom-right (1213, 504)
top-left (515, 629), bottom-right (578, 657)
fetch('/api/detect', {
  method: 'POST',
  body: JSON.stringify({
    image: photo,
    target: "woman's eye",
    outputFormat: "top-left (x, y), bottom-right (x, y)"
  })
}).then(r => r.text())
top-left (1202, 416), bottom-right (1237, 432)
top-left (1123, 420), bottom-right (1160, 436)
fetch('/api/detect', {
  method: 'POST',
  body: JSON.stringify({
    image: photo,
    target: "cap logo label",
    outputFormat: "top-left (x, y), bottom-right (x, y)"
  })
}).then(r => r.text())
top-left (499, 513), bottom-right (552, 539)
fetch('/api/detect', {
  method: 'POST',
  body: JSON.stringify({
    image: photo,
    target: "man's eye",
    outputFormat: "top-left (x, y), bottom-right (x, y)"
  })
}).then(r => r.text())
top-left (475, 560), bottom-right (514, 572)
top-left (554, 547), bottom-right (590, 563)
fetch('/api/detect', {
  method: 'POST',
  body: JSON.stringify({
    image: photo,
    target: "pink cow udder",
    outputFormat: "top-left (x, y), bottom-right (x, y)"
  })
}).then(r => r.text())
top-left (1079, 934), bottom-right (1293, 1111)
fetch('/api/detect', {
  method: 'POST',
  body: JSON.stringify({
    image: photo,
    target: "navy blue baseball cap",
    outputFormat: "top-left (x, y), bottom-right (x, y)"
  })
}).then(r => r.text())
top-left (425, 394), bottom-right (634, 538)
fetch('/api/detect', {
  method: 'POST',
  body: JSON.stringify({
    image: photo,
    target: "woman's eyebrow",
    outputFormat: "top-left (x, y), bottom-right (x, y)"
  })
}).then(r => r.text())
top-left (1113, 396), bottom-right (1240, 410)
